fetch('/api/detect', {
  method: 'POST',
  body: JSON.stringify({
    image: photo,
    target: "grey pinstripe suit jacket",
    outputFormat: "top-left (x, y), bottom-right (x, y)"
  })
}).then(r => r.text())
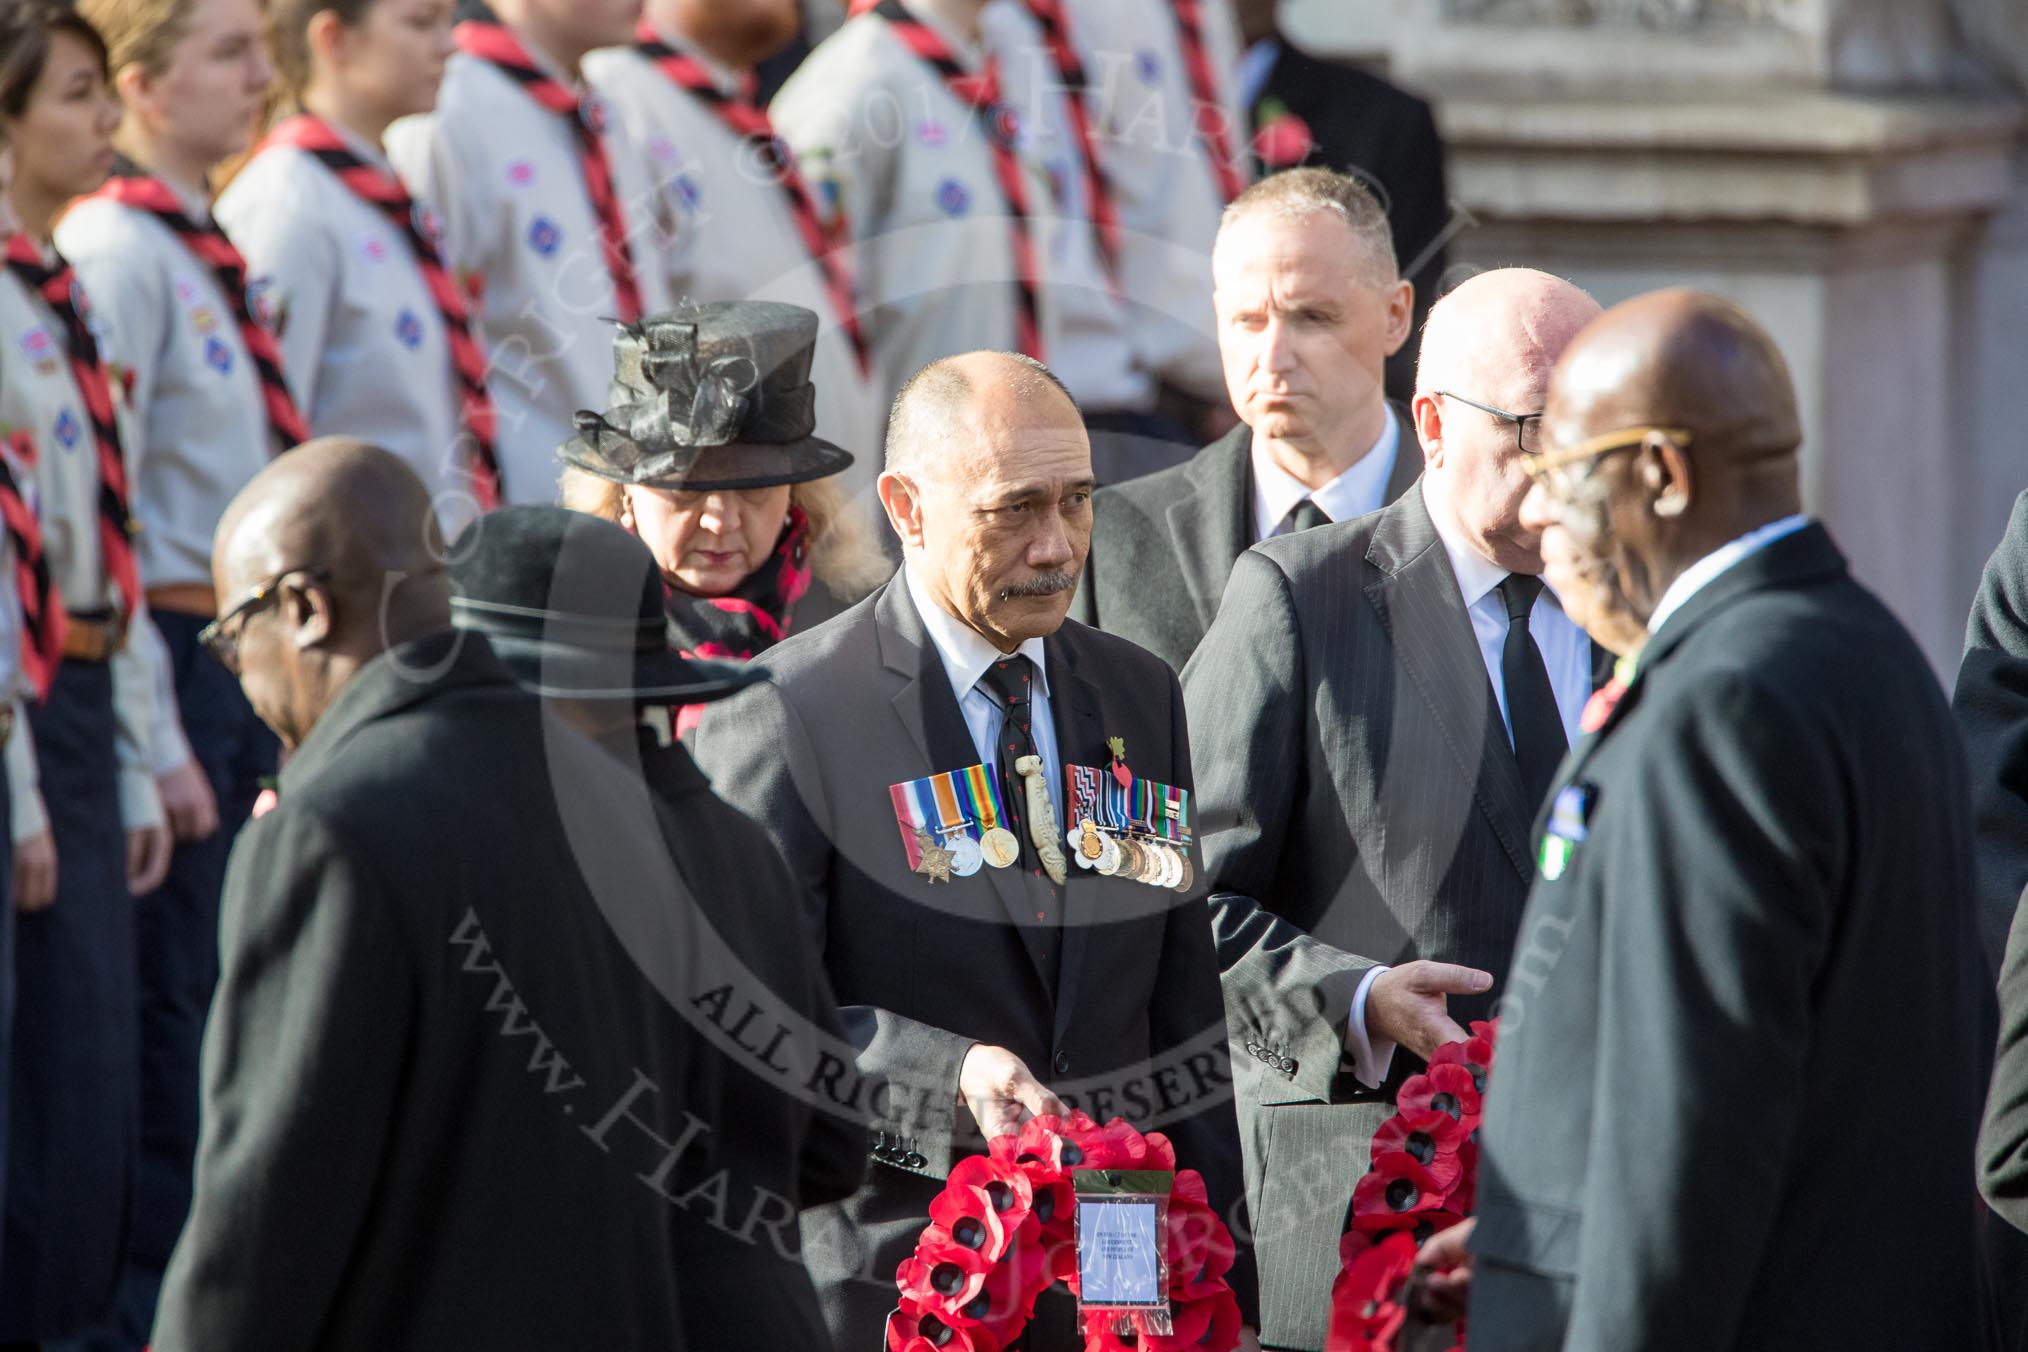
top-left (1179, 483), bottom-right (1609, 1350)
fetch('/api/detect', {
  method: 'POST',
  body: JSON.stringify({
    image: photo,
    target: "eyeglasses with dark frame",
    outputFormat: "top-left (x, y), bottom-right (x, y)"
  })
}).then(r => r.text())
top-left (1435, 390), bottom-right (1545, 456)
top-left (1518, 425), bottom-right (1695, 487)
top-left (199, 568), bottom-right (328, 673)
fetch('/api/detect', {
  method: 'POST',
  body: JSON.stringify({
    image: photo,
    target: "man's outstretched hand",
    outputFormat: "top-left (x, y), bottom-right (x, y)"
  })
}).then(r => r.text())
top-left (1366, 961), bottom-right (1493, 1059)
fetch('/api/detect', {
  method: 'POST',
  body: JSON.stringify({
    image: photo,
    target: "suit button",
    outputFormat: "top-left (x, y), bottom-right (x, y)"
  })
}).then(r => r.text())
top-left (1053, 1051), bottom-right (1071, 1074)
top-left (1281, 1057), bottom-right (1298, 1075)
top-left (904, 1152), bottom-right (927, 1170)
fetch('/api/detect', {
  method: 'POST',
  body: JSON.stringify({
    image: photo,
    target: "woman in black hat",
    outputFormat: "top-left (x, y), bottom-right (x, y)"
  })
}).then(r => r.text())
top-left (560, 300), bottom-right (887, 735)
top-left (446, 503), bottom-right (866, 1352)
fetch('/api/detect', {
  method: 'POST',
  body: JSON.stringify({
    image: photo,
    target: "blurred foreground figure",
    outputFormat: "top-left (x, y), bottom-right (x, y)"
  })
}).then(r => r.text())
top-left (1417, 290), bottom-right (1992, 1351)
top-left (154, 441), bottom-right (698, 1351)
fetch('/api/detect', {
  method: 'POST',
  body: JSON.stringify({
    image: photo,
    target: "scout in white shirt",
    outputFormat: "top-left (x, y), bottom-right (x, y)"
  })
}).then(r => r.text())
top-left (217, 0), bottom-right (488, 530)
top-left (386, 0), bottom-right (668, 503)
top-left (1053, 0), bottom-right (1246, 409)
top-left (588, 0), bottom-right (886, 510)
top-left (771, 0), bottom-right (1063, 422)
top-left (62, 0), bottom-right (303, 1335)
top-left (0, 6), bottom-right (175, 1338)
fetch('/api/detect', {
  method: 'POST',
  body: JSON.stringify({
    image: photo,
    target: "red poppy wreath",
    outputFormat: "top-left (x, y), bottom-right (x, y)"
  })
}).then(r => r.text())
top-left (887, 1111), bottom-right (1242, 1352)
top-left (1325, 1020), bottom-right (1499, 1352)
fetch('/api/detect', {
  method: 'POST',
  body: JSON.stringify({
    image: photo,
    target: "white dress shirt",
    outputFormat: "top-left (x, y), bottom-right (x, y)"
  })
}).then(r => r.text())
top-left (904, 563), bottom-right (1064, 826)
top-left (1647, 514), bottom-right (1812, 636)
top-left (1250, 411), bottom-right (1401, 543)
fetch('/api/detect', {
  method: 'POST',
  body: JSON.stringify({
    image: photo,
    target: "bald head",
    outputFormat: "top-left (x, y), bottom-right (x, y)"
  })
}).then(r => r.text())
top-left (213, 438), bottom-right (453, 746)
top-left (1416, 268), bottom-right (1602, 408)
top-left (1545, 288), bottom-right (1801, 470)
top-left (877, 352), bottom-right (1094, 651)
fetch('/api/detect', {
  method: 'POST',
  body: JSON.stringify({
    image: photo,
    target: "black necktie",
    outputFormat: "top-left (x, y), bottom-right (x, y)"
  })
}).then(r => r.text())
top-left (977, 655), bottom-right (1042, 876)
top-left (1496, 574), bottom-right (1569, 811)
top-left (1284, 498), bottom-right (1330, 534)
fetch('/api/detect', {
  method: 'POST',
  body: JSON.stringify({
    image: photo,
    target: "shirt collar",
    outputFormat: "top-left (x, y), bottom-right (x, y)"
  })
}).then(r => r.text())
top-left (1646, 513), bottom-right (1812, 635)
top-left (1424, 476), bottom-right (1571, 617)
top-left (645, 19), bottom-right (744, 93)
top-left (902, 0), bottom-right (990, 67)
top-left (1236, 37), bottom-right (1281, 111)
top-left (1250, 410), bottom-right (1400, 540)
top-left (903, 563), bottom-right (1052, 704)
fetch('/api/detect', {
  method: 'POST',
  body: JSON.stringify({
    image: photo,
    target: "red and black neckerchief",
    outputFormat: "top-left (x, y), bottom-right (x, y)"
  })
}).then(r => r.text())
top-left (1171, 0), bottom-right (1247, 203)
top-left (261, 114), bottom-right (503, 509)
top-left (1018, 0), bottom-right (1121, 279)
top-left (90, 173), bottom-right (312, 451)
top-left (0, 427), bottom-right (66, 698)
top-left (455, 16), bottom-right (645, 325)
top-left (3, 233), bottom-right (140, 625)
top-left (631, 22), bottom-right (872, 377)
top-left (661, 506), bottom-right (811, 739)
top-left (871, 0), bottom-right (1044, 360)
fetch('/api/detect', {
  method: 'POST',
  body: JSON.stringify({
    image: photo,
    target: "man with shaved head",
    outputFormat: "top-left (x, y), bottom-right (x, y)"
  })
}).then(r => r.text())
top-left (1071, 168), bottom-right (1423, 673)
top-left (694, 352), bottom-right (1257, 1348)
top-left (155, 439), bottom-right (702, 1350)
top-left (1412, 290), bottom-right (1990, 1349)
top-left (1179, 267), bottom-right (1607, 1350)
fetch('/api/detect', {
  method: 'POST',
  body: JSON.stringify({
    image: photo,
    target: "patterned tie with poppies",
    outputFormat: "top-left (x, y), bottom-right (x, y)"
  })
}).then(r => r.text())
top-left (872, 0), bottom-right (1045, 361)
top-left (1171, 0), bottom-right (1247, 203)
top-left (91, 173), bottom-right (312, 450)
top-left (456, 17), bottom-right (645, 325)
top-left (976, 655), bottom-right (1041, 874)
top-left (3, 235), bottom-right (140, 626)
top-left (630, 24), bottom-right (872, 376)
top-left (0, 429), bottom-right (66, 697)
top-left (1017, 0), bottom-right (1121, 278)
top-left (262, 114), bottom-right (503, 508)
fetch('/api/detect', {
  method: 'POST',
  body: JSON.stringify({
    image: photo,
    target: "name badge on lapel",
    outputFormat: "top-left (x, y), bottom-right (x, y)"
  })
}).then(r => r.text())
top-left (1538, 782), bottom-right (1597, 882)
top-left (889, 766), bottom-right (1017, 884)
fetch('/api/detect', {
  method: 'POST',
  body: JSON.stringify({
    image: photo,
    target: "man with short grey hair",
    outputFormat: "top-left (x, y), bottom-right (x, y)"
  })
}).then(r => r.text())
top-left (1070, 168), bottom-right (1421, 672)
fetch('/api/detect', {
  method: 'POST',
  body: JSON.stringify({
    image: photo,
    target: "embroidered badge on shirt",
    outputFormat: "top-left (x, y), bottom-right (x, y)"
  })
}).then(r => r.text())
top-left (191, 305), bottom-right (218, 336)
top-left (53, 408), bottom-right (80, 450)
top-left (361, 236), bottom-right (390, 264)
top-left (527, 216), bottom-right (562, 256)
top-left (394, 308), bottom-right (425, 350)
top-left (917, 119), bottom-right (948, 148)
top-left (1135, 49), bottom-right (1162, 83)
top-left (648, 135), bottom-right (680, 167)
top-left (506, 159), bottom-right (537, 188)
top-left (19, 325), bottom-right (57, 376)
top-left (674, 173), bottom-right (703, 211)
top-left (203, 334), bottom-right (234, 375)
top-left (173, 277), bottom-right (198, 304)
top-left (935, 177), bottom-right (971, 217)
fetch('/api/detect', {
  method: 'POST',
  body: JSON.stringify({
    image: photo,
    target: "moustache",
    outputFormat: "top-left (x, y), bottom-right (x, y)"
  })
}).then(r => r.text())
top-left (998, 572), bottom-right (1077, 601)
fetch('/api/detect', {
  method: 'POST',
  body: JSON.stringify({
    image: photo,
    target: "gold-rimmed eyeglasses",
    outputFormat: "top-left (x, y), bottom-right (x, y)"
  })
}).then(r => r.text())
top-left (199, 568), bottom-right (328, 674)
top-left (1519, 425), bottom-right (1694, 486)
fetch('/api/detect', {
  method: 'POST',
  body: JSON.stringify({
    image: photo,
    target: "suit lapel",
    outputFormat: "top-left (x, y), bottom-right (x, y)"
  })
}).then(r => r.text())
top-left (1364, 489), bottom-right (1537, 880)
top-left (1382, 402), bottom-right (1423, 506)
top-left (876, 579), bottom-right (1059, 992)
top-left (1164, 425), bottom-right (1253, 631)
top-left (1044, 627), bottom-right (1107, 1045)
top-left (1589, 640), bottom-right (1617, 691)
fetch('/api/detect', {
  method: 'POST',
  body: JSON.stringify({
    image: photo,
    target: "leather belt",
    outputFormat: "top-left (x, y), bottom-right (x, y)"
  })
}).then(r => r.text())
top-left (146, 582), bottom-right (217, 618)
top-left (62, 613), bottom-right (126, 664)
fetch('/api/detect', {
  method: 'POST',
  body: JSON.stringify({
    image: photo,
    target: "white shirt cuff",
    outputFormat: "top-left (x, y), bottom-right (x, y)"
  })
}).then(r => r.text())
top-left (1345, 964), bottom-right (1398, 1090)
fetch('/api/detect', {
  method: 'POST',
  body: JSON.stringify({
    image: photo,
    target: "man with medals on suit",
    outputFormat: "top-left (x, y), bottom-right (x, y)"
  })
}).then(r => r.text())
top-left (692, 351), bottom-right (1261, 1349)
top-left (1070, 168), bottom-right (1422, 674)
top-left (1412, 290), bottom-right (1992, 1350)
top-left (1177, 267), bottom-right (1606, 1352)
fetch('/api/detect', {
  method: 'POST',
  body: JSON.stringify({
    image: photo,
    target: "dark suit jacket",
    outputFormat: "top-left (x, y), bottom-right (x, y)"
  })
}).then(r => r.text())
top-left (691, 577), bottom-right (1251, 1348)
top-left (1473, 525), bottom-right (1991, 1351)
top-left (1251, 39), bottom-right (1449, 404)
top-left (1955, 488), bottom-right (2028, 972)
top-left (1178, 483), bottom-right (1608, 1350)
top-left (155, 633), bottom-right (702, 1352)
top-left (613, 730), bottom-right (866, 1352)
top-left (1071, 405), bottom-right (1421, 674)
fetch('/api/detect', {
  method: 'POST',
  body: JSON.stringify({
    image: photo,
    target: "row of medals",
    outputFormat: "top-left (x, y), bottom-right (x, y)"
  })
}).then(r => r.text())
top-left (930, 825), bottom-right (1021, 877)
top-left (1068, 818), bottom-right (1193, 893)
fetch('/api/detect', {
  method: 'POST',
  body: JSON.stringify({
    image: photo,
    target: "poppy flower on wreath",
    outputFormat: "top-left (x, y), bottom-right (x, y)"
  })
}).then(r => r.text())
top-left (1165, 1172), bottom-right (1236, 1299)
top-left (887, 1301), bottom-right (1001, 1352)
top-left (1426, 1028), bottom-right (1496, 1097)
top-left (1368, 1109), bottom-right (1465, 1192)
top-left (1350, 1151), bottom-right (1446, 1228)
top-left (1057, 1113), bottom-right (1150, 1171)
top-left (897, 1241), bottom-right (994, 1313)
top-left (1395, 1062), bottom-right (1481, 1126)
top-left (1324, 1230), bottom-right (1416, 1352)
top-left (929, 1180), bottom-right (1020, 1264)
top-left (947, 1155), bottom-right (1040, 1238)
